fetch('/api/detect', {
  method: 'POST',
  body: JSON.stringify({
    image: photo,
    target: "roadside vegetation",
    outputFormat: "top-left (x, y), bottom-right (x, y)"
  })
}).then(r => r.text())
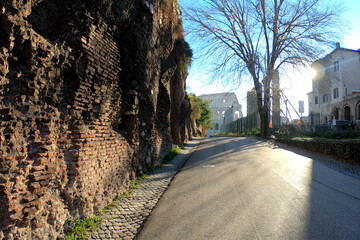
top-left (213, 129), bottom-right (261, 137)
top-left (188, 94), bottom-right (213, 134)
top-left (213, 128), bottom-right (360, 141)
top-left (277, 129), bottom-right (360, 141)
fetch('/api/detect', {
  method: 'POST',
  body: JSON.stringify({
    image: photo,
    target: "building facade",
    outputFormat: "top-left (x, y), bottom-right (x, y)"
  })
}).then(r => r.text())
top-left (247, 89), bottom-right (258, 116)
top-left (308, 43), bottom-right (360, 125)
top-left (199, 92), bottom-right (243, 136)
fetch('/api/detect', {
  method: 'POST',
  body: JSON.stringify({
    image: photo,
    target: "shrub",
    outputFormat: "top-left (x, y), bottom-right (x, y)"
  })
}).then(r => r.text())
top-left (228, 132), bottom-right (238, 137)
top-left (162, 146), bottom-right (180, 164)
top-left (213, 132), bottom-right (226, 137)
top-left (65, 216), bottom-right (103, 239)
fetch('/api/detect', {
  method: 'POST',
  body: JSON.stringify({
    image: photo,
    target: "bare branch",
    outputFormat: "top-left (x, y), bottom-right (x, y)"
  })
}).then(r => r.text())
top-left (181, 0), bottom-right (346, 137)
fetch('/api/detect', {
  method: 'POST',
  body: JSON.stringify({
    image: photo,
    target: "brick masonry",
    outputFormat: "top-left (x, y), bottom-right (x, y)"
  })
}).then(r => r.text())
top-left (0, 0), bottom-right (192, 239)
top-left (89, 138), bottom-right (200, 240)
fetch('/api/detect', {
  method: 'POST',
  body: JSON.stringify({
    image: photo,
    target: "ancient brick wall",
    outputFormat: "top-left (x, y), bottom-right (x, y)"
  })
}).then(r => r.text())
top-left (0, 0), bottom-right (191, 239)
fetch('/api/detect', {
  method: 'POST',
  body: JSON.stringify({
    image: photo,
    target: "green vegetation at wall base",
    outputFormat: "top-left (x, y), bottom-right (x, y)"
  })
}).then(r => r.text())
top-left (162, 146), bottom-right (181, 164)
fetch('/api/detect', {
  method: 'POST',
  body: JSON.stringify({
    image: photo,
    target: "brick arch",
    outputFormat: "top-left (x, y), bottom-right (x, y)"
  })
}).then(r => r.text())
top-left (356, 101), bottom-right (360, 120)
top-left (332, 107), bottom-right (339, 120)
top-left (343, 104), bottom-right (351, 121)
top-left (234, 111), bottom-right (240, 118)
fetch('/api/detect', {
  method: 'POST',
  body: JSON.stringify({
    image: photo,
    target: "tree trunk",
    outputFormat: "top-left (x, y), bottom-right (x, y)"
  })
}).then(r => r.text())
top-left (272, 69), bottom-right (280, 129)
top-left (259, 106), bottom-right (270, 138)
top-left (254, 74), bottom-right (271, 138)
top-left (262, 76), bottom-right (271, 138)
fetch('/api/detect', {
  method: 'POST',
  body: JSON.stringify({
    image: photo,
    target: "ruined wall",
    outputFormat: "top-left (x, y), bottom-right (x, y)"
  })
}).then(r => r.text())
top-left (0, 0), bottom-right (191, 239)
top-left (170, 39), bottom-right (192, 145)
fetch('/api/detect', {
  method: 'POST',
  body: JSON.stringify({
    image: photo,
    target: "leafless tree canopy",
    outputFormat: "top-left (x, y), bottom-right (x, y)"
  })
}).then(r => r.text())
top-left (182, 0), bottom-right (345, 137)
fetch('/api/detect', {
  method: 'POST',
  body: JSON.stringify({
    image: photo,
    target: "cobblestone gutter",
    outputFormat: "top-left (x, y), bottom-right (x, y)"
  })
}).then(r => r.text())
top-left (90, 138), bottom-right (201, 240)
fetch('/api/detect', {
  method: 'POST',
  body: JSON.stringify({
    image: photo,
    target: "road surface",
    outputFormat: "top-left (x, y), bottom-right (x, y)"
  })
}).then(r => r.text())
top-left (137, 137), bottom-right (360, 240)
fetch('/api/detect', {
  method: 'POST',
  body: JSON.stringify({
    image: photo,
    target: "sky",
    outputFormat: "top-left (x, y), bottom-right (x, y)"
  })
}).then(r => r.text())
top-left (180, 0), bottom-right (360, 119)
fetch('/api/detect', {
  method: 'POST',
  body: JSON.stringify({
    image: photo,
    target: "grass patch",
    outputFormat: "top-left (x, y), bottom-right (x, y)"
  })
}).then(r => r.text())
top-left (179, 143), bottom-right (187, 149)
top-left (96, 208), bottom-right (109, 216)
top-left (162, 146), bottom-right (180, 164)
top-left (140, 173), bottom-right (149, 180)
top-left (64, 215), bottom-right (103, 240)
top-left (130, 180), bottom-right (139, 190)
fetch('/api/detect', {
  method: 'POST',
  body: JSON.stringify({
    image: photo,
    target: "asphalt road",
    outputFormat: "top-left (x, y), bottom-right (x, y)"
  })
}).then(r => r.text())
top-left (137, 137), bottom-right (360, 240)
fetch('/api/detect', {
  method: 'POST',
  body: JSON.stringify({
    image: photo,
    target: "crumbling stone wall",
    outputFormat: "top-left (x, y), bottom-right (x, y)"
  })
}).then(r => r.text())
top-left (0, 0), bottom-right (192, 239)
top-left (169, 34), bottom-right (193, 145)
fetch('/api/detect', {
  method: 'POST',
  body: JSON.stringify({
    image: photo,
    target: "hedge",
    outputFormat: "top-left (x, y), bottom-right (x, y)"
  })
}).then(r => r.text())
top-left (276, 138), bottom-right (360, 162)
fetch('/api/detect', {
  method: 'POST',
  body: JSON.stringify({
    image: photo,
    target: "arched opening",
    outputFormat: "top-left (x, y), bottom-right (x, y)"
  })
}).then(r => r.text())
top-left (344, 106), bottom-right (350, 121)
top-left (234, 111), bottom-right (240, 118)
top-left (356, 102), bottom-right (360, 120)
top-left (324, 116), bottom-right (328, 124)
top-left (215, 123), bottom-right (219, 130)
top-left (333, 108), bottom-right (339, 120)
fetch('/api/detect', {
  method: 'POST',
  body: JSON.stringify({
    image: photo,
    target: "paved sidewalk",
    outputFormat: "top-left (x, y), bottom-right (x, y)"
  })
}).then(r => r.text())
top-left (90, 138), bottom-right (201, 240)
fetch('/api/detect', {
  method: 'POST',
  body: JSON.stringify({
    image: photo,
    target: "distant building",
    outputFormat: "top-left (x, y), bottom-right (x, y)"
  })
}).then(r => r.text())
top-left (247, 84), bottom-right (284, 129)
top-left (198, 92), bottom-right (243, 136)
top-left (308, 43), bottom-right (360, 125)
top-left (247, 89), bottom-right (258, 116)
top-left (223, 105), bottom-right (236, 127)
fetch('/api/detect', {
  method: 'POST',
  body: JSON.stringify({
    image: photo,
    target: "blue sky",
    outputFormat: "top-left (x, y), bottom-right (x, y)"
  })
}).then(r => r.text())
top-left (180, 0), bottom-right (360, 118)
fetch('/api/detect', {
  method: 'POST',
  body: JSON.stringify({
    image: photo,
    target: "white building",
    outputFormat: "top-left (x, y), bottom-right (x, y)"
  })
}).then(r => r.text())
top-left (199, 92), bottom-right (243, 136)
top-left (308, 43), bottom-right (360, 125)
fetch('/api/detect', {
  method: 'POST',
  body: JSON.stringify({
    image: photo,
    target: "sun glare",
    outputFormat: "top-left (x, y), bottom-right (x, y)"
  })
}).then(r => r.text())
top-left (301, 66), bottom-right (317, 79)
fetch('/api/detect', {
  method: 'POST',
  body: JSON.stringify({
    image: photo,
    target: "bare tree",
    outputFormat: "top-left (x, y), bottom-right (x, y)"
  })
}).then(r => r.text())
top-left (182, 0), bottom-right (345, 137)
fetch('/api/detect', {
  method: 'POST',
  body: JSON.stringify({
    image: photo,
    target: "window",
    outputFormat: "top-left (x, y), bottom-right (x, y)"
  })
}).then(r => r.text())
top-left (325, 68), bottom-right (330, 75)
top-left (323, 94), bottom-right (328, 103)
top-left (334, 61), bottom-right (339, 71)
top-left (333, 88), bottom-right (339, 99)
top-left (309, 102), bottom-right (312, 107)
top-left (315, 96), bottom-right (319, 104)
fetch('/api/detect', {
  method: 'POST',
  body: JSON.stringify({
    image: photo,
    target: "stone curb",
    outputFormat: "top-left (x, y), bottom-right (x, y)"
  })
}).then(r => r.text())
top-left (90, 138), bottom-right (202, 240)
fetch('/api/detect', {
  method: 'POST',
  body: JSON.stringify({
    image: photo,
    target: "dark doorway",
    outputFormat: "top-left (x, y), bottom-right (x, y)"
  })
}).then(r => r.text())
top-left (333, 108), bottom-right (339, 120)
top-left (344, 106), bottom-right (350, 121)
